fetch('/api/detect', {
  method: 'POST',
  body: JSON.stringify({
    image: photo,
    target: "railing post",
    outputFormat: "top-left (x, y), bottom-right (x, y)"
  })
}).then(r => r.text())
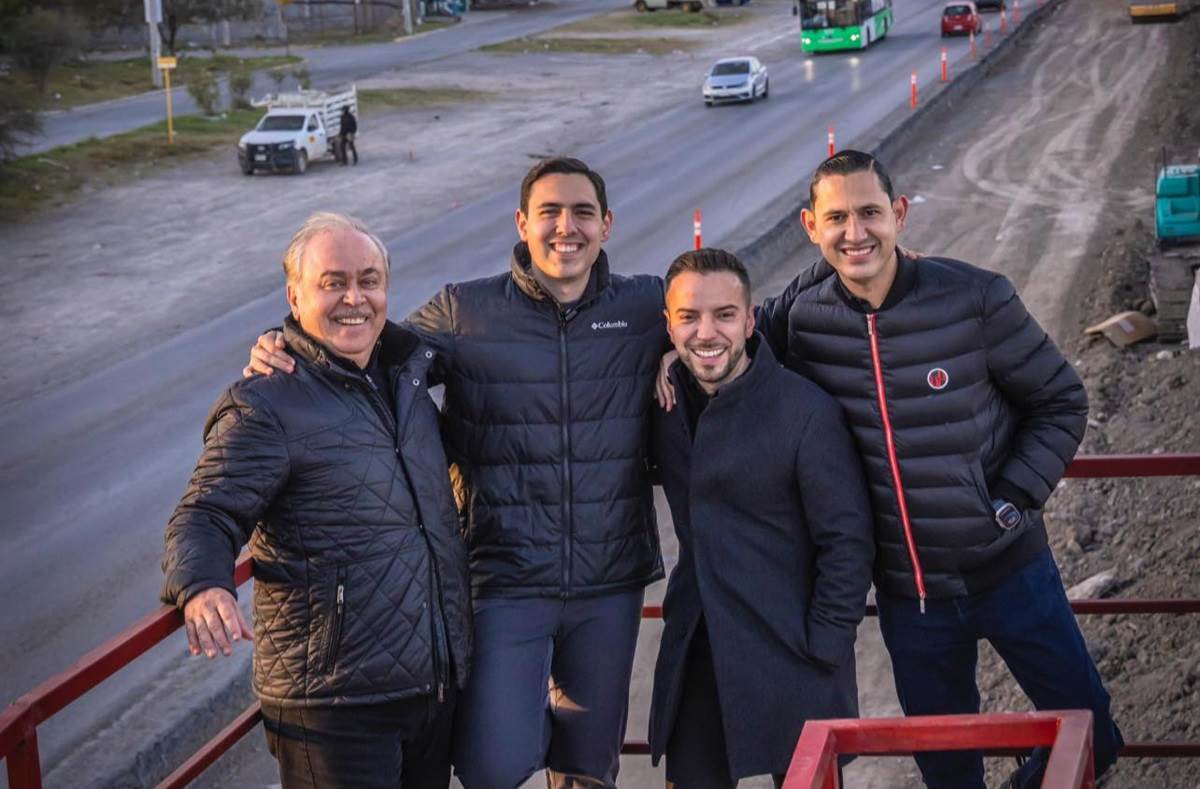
top-left (7, 727), bottom-right (43, 789)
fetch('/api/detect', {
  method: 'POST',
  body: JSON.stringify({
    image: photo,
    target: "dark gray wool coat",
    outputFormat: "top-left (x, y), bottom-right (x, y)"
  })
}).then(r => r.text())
top-left (648, 335), bottom-right (875, 779)
top-left (406, 244), bottom-right (666, 599)
top-left (162, 319), bottom-right (472, 707)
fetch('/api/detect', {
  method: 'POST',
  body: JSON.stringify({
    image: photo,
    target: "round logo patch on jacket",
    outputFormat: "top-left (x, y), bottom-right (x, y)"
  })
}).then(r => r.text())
top-left (927, 367), bottom-right (950, 390)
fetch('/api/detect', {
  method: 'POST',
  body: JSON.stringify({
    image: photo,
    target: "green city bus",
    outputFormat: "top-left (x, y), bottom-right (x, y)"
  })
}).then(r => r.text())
top-left (799, 0), bottom-right (893, 52)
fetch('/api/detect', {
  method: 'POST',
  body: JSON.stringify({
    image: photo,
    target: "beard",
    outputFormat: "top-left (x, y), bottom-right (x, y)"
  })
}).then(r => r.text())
top-left (685, 343), bottom-right (747, 389)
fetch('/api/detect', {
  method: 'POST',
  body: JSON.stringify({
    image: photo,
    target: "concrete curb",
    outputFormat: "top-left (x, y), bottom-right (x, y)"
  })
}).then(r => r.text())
top-left (730, 0), bottom-right (1068, 283)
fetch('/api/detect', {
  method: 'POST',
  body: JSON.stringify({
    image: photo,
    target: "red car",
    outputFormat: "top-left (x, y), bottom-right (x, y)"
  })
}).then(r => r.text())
top-left (941, 1), bottom-right (982, 35)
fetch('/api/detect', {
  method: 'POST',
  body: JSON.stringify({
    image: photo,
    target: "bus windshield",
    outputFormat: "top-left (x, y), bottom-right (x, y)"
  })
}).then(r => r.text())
top-left (801, 0), bottom-right (879, 28)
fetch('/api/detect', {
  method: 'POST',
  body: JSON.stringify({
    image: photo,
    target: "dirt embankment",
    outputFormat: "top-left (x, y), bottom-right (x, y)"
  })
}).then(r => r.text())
top-left (976, 9), bottom-right (1200, 786)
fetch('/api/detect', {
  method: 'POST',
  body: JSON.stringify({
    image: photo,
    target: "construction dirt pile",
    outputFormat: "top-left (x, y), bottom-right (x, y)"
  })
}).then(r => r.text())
top-left (978, 8), bottom-right (1200, 786)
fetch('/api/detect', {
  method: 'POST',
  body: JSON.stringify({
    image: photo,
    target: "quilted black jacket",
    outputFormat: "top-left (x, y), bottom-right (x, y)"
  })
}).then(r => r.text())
top-left (758, 254), bottom-right (1088, 600)
top-left (407, 244), bottom-right (666, 598)
top-left (162, 319), bottom-right (471, 706)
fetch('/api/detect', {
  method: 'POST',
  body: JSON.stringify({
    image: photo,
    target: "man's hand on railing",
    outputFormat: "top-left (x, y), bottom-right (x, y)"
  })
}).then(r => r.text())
top-left (183, 588), bottom-right (253, 659)
top-left (242, 330), bottom-right (294, 378)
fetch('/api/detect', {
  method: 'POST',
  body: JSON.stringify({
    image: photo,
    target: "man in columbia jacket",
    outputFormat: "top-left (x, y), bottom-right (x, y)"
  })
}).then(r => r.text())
top-left (246, 159), bottom-right (666, 788)
top-left (752, 150), bottom-right (1123, 787)
top-left (163, 212), bottom-right (472, 788)
top-left (649, 248), bottom-right (875, 787)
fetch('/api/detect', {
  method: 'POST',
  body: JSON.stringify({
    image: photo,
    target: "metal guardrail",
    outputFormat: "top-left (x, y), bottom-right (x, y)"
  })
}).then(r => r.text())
top-left (3, 454), bottom-right (1199, 787)
top-left (782, 711), bottom-right (1097, 788)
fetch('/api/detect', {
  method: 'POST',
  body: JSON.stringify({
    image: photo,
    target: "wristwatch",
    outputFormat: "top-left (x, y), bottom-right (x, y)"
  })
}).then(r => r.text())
top-left (992, 499), bottom-right (1022, 531)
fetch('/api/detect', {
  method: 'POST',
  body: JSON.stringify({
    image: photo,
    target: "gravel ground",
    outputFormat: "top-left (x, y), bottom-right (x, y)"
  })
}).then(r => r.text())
top-left (975, 8), bottom-right (1200, 786)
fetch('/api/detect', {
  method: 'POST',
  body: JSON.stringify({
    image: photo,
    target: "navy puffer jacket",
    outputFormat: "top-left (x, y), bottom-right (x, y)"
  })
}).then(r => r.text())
top-left (408, 244), bottom-right (666, 598)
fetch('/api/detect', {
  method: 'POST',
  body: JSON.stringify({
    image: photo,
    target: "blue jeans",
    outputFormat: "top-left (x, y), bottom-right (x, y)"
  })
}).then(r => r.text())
top-left (452, 590), bottom-right (644, 788)
top-left (876, 549), bottom-right (1123, 789)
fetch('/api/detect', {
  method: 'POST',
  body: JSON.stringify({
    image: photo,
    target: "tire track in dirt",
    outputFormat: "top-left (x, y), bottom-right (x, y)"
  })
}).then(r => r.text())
top-left (955, 0), bottom-right (1165, 336)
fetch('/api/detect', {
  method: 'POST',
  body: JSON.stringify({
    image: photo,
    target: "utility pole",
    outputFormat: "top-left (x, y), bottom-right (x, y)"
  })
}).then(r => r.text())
top-left (144, 0), bottom-right (163, 88)
top-left (401, 0), bottom-right (413, 35)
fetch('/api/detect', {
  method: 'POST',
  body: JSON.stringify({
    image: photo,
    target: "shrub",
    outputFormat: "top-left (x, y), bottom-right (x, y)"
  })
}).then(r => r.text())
top-left (186, 70), bottom-right (220, 115)
top-left (229, 68), bottom-right (254, 109)
top-left (7, 9), bottom-right (81, 93)
top-left (291, 65), bottom-right (311, 90)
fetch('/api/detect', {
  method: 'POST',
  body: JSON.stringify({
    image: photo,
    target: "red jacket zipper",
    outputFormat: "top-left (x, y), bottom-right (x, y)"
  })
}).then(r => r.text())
top-left (866, 313), bottom-right (927, 612)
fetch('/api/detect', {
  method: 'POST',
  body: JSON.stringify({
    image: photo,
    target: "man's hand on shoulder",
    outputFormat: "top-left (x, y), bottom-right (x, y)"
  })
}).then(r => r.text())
top-left (655, 350), bottom-right (679, 411)
top-left (243, 331), bottom-right (295, 379)
top-left (183, 587), bottom-right (253, 658)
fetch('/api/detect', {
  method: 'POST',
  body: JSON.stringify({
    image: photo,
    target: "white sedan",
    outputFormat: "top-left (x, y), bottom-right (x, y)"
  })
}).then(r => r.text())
top-left (702, 56), bottom-right (769, 106)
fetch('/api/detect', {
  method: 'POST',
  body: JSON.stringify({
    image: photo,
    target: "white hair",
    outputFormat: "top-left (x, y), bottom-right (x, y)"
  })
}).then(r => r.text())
top-left (282, 211), bottom-right (390, 283)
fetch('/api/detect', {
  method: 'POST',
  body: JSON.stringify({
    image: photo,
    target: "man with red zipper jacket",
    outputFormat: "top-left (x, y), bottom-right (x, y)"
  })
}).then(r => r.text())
top-left (664, 150), bottom-right (1123, 788)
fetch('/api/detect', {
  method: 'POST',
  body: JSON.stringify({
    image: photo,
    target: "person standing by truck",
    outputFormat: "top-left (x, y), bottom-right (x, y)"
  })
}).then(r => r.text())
top-left (339, 106), bottom-right (358, 166)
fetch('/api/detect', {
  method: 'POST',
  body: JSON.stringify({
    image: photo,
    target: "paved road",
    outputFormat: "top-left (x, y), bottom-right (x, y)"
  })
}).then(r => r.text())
top-left (24, 0), bottom-right (628, 155)
top-left (0, 1), bottom-right (1010, 785)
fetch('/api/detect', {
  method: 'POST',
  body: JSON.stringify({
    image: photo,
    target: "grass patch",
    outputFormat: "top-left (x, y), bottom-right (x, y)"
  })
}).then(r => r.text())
top-left (268, 18), bottom-right (457, 47)
top-left (0, 108), bottom-right (262, 220)
top-left (358, 86), bottom-right (491, 110)
top-left (14, 54), bottom-right (302, 111)
top-left (557, 8), bottom-right (754, 32)
top-left (481, 36), bottom-right (696, 55)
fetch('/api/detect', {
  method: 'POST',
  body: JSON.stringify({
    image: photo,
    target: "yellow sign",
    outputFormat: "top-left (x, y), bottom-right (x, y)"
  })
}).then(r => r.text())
top-left (157, 56), bottom-right (178, 70)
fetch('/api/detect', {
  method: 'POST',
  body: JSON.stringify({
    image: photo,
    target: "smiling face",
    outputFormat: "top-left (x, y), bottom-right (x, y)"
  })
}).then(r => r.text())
top-left (665, 270), bottom-right (756, 394)
top-left (516, 172), bottom-right (613, 303)
top-left (286, 227), bottom-right (387, 368)
top-left (802, 170), bottom-right (909, 308)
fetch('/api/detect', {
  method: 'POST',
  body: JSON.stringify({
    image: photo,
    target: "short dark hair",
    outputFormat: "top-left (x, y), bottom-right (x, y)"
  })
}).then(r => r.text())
top-left (519, 157), bottom-right (608, 216)
top-left (809, 149), bottom-right (896, 208)
top-left (664, 247), bottom-right (752, 304)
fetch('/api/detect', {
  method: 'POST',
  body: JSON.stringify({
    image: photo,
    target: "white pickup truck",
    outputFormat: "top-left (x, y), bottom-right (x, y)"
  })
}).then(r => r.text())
top-left (237, 86), bottom-right (357, 176)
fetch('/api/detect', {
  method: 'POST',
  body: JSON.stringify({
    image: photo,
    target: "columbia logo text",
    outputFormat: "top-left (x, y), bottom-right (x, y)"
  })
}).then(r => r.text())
top-left (591, 320), bottom-right (628, 331)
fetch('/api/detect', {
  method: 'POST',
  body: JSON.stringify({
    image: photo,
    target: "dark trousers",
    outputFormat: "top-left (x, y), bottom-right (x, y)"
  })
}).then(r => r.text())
top-left (665, 622), bottom-right (785, 789)
top-left (877, 549), bottom-right (1123, 789)
top-left (452, 590), bottom-right (644, 789)
top-left (339, 132), bottom-right (357, 164)
top-left (261, 687), bottom-right (455, 789)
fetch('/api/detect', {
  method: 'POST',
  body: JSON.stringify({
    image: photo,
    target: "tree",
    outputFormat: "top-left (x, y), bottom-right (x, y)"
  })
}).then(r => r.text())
top-left (0, 83), bottom-right (42, 163)
top-left (72, 0), bottom-right (142, 34)
top-left (158, 0), bottom-right (258, 53)
top-left (6, 9), bottom-right (81, 93)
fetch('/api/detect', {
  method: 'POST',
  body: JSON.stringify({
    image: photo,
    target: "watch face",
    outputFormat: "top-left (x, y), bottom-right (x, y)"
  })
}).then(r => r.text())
top-left (996, 503), bottom-right (1022, 530)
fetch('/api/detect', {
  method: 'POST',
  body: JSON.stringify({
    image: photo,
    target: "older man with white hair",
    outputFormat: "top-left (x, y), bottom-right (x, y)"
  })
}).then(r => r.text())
top-left (161, 212), bottom-right (472, 788)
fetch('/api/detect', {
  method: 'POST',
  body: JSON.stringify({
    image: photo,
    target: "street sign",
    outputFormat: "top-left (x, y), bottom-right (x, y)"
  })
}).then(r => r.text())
top-left (157, 56), bottom-right (177, 70)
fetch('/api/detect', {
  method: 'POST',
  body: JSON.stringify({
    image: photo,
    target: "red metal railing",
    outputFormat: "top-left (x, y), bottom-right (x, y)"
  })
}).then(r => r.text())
top-left (3, 454), bottom-right (1199, 787)
top-left (782, 711), bottom-right (1097, 789)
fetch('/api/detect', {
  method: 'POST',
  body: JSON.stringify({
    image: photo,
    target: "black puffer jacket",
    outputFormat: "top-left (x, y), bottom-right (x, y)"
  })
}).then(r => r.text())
top-left (407, 244), bottom-right (665, 598)
top-left (758, 254), bottom-right (1087, 600)
top-left (162, 319), bottom-right (471, 706)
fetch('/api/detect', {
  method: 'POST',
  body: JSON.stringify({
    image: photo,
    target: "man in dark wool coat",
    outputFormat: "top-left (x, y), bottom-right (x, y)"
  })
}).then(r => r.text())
top-left (648, 247), bottom-right (876, 788)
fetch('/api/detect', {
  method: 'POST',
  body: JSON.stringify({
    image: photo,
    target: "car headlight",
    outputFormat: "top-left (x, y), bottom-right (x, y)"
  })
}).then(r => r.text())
top-left (850, 32), bottom-right (860, 40)
top-left (802, 36), bottom-right (812, 43)
top-left (278, 141), bottom-right (294, 149)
